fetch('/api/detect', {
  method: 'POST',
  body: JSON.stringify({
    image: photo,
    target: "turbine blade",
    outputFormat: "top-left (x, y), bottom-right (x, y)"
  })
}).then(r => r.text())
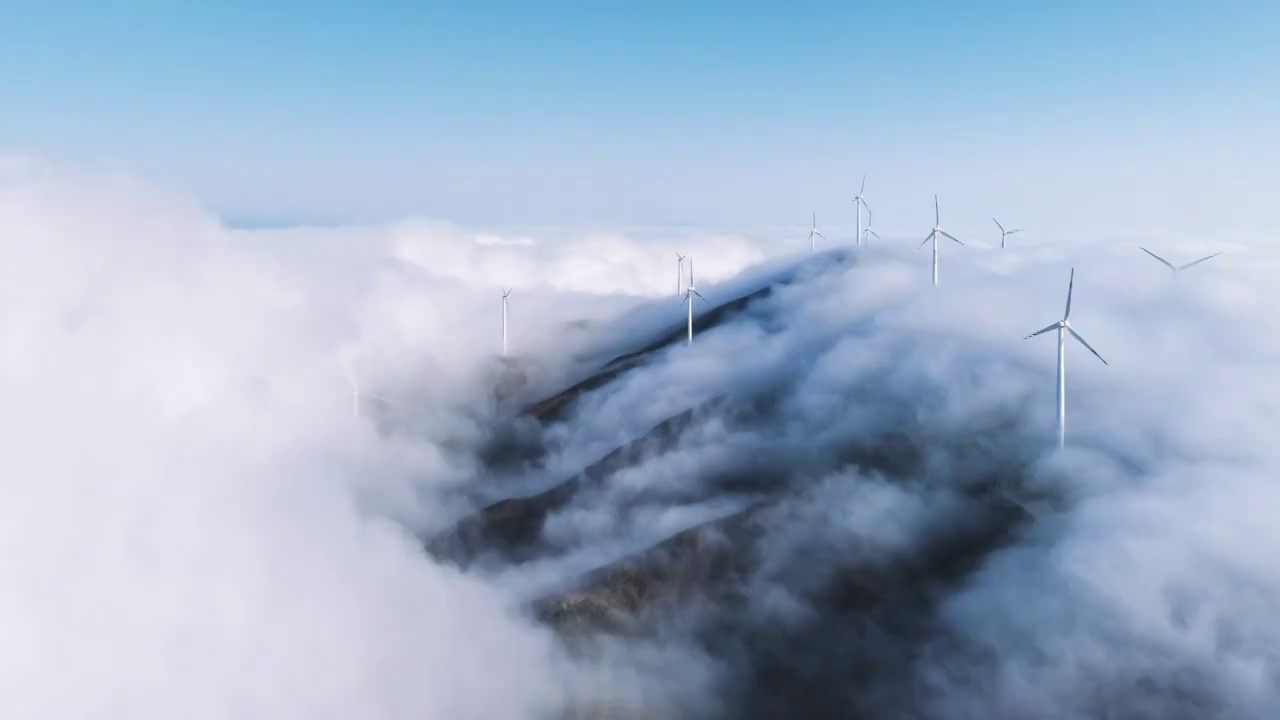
top-left (1064, 268), bottom-right (1075, 320)
top-left (694, 289), bottom-right (710, 303)
top-left (1009, 229), bottom-right (1023, 234)
top-left (860, 174), bottom-right (866, 195)
top-left (1139, 246), bottom-right (1177, 271)
top-left (1177, 252), bottom-right (1221, 270)
top-left (992, 218), bottom-right (1004, 233)
top-left (1067, 326), bottom-right (1108, 366)
top-left (939, 230), bottom-right (964, 245)
top-left (934, 194), bottom-right (940, 226)
top-left (919, 230), bottom-right (936, 248)
top-left (815, 231), bottom-right (827, 239)
top-left (1024, 322), bottom-right (1060, 339)
top-left (868, 230), bottom-right (881, 240)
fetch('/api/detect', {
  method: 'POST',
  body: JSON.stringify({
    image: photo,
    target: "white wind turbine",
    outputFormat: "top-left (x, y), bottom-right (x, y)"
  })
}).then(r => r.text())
top-left (676, 252), bottom-right (688, 296)
top-left (1024, 268), bottom-right (1109, 450)
top-left (919, 194), bottom-right (963, 286)
top-left (861, 209), bottom-right (881, 244)
top-left (681, 255), bottom-right (709, 344)
top-left (1138, 246), bottom-right (1221, 273)
top-left (992, 218), bottom-right (1023, 249)
top-left (806, 212), bottom-right (828, 253)
top-left (501, 287), bottom-right (512, 356)
top-left (341, 359), bottom-right (393, 419)
top-left (851, 175), bottom-right (871, 246)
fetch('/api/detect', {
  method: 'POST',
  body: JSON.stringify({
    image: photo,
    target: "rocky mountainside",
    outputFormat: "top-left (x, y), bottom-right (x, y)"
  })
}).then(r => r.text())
top-left (421, 250), bottom-right (1211, 720)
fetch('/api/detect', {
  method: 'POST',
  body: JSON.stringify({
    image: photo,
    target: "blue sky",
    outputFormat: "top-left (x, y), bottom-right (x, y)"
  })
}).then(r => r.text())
top-left (2, 1), bottom-right (1278, 235)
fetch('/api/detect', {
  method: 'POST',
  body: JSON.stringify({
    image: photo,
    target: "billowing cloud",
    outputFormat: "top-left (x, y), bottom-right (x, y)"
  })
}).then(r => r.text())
top-left (4, 157), bottom-right (1278, 719)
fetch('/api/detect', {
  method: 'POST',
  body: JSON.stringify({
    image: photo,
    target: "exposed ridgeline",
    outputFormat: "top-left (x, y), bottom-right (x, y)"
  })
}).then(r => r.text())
top-left (427, 250), bottom-right (852, 568)
top-left (423, 249), bottom-right (1085, 719)
top-left (521, 250), bottom-right (847, 424)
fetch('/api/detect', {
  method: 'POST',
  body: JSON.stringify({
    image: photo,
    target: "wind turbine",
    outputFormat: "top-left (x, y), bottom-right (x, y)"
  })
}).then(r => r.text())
top-left (1138, 246), bottom-right (1221, 273)
top-left (1024, 268), bottom-right (1108, 450)
top-left (851, 175), bottom-right (871, 246)
top-left (992, 218), bottom-right (1023, 249)
top-left (919, 195), bottom-right (963, 286)
top-left (675, 252), bottom-right (688, 295)
top-left (861, 210), bottom-right (881, 244)
top-left (340, 359), bottom-right (392, 419)
top-left (501, 287), bottom-right (512, 356)
top-left (681, 256), bottom-right (709, 344)
top-left (806, 212), bottom-right (828, 253)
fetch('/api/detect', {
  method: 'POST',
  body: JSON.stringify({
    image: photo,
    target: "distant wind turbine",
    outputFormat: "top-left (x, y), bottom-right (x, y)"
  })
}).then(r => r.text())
top-left (675, 252), bottom-right (688, 295)
top-left (1024, 268), bottom-right (1108, 450)
top-left (992, 218), bottom-right (1023, 249)
top-left (806, 212), bottom-right (827, 253)
top-left (919, 195), bottom-right (963, 286)
top-left (851, 175), bottom-right (871, 246)
top-left (341, 359), bottom-right (392, 419)
top-left (682, 256), bottom-right (710, 344)
top-left (860, 206), bottom-right (880, 242)
top-left (501, 287), bottom-right (512, 356)
top-left (1138, 246), bottom-right (1221, 273)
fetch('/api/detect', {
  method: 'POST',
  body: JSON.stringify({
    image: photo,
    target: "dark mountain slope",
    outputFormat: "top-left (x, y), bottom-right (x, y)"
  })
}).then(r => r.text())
top-left (427, 398), bottom-right (730, 568)
top-left (524, 251), bottom-right (846, 423)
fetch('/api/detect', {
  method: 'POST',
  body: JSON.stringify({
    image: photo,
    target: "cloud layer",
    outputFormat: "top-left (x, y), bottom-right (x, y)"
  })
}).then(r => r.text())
top-left (3, 157), bottom-right (1278, 719)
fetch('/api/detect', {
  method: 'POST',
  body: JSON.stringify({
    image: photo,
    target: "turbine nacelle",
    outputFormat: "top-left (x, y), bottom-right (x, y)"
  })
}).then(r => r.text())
top-left (805, 212), bottom-right (827, 252)
top-left (920, 194), bottom-right (963, 287)
top-left (681, 256), bottom-right (710, 345)
top-left (851, 175), bottom-right (871, 246)
top-left (682, 288), bottom-right (708, 304)
top-left (993, 218), bottom-right (1023, 248)
top-left (919, 195), bottom-right (963, 246)
top-left (1023, 268), bottom-right (1109, 450)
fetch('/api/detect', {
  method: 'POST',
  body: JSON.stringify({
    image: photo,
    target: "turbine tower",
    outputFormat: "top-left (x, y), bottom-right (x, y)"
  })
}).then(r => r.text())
top-left (1138, 246), bottom-right (1221, 273)
top-left (341, 359), bottom-right (392, 419)
top-left (992, 218), bottom-right (1023, 249)
top-left (675, 252), bottom-right (688, 295)
top-left (851, 175), bottom-right (871, 246)
top-left (681, 256), bottom-right (709, 344)
top-left (919, 195), bottom-right (963, 286)
top-left (806, 212), bottom-right (827, 253)
top-left (1024, 268), bottom-right (1109, 450)
top-left (501, 287), bottom-right (512, 356)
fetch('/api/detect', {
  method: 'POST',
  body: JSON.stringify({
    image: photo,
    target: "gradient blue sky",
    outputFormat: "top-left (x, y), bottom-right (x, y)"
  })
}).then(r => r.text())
top-left (2, 1), bottom-right (1278, 235)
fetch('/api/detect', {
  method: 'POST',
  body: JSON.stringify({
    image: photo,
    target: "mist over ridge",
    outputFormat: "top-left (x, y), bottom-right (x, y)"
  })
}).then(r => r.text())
top-left (2, 158), bottom-right (1279, 719)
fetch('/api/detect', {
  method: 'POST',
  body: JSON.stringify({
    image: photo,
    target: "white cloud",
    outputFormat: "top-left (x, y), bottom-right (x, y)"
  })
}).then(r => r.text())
top-left (5, 156), bottom-right (1280, 718)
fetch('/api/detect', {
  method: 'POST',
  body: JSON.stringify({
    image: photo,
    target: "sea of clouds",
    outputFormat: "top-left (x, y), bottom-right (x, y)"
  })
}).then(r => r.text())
top-left (3, 156), bottom-right (1278, 719)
